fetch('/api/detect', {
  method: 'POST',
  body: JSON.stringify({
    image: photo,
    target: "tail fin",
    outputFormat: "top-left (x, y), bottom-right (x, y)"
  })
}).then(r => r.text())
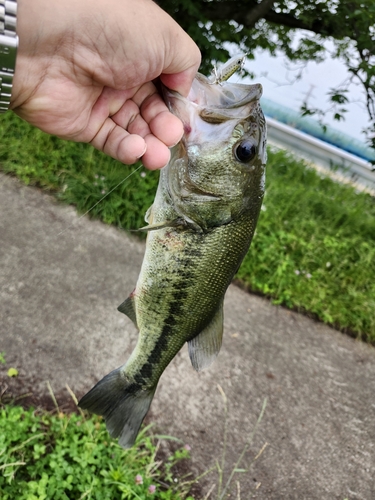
top-left (78, 367), bottom-right (155, 448)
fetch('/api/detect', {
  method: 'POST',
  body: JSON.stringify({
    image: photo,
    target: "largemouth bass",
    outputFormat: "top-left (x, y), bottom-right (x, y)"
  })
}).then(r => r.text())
top-left (79, 70), bottom-right (267, 448)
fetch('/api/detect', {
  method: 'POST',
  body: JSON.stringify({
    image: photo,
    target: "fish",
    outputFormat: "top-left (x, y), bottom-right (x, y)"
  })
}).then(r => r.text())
top-left (78, 68), bottom-right (267, 448)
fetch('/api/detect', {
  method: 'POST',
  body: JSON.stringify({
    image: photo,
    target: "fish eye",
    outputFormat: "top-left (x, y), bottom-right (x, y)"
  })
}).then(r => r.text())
top-left (234, 140), bottom-right (257, 163)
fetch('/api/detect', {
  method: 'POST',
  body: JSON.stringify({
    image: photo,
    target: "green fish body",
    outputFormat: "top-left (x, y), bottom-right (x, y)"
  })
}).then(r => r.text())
top-left (79, 72), bottom-right (267, 448)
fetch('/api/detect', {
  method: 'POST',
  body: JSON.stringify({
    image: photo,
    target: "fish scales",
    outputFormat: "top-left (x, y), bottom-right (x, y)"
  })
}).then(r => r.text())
top-left (129, 214), bottom-right (257, 386)
top-left (79, 67), bottom-right (267, 448)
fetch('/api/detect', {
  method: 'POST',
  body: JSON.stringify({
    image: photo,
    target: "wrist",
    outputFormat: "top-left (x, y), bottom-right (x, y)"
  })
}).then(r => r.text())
top-left (0, 0), bottom-right (18, 113)
top-left (10, 0), bottom-right (72, 110)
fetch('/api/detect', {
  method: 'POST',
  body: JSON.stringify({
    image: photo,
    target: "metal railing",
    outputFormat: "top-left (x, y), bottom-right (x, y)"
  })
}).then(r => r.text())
top-left (266, 116), bottom-right (375, 195)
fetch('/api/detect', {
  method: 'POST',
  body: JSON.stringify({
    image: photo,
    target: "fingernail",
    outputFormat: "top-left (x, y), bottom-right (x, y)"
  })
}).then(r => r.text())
top-left (136, 145), bottom-right (147, 159)
top-left (170, 137), bottom-right (183, 148)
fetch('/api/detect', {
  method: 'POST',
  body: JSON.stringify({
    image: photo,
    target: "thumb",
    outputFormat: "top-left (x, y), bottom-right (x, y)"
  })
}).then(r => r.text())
top-left (160, 67), bottom-right (199, 97)
top-left (159, 21), bottom-right (201, 96)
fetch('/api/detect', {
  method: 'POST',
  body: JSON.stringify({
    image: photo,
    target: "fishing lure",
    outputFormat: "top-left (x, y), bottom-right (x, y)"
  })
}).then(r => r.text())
top-left (210, 53), bottom-right (248, 85)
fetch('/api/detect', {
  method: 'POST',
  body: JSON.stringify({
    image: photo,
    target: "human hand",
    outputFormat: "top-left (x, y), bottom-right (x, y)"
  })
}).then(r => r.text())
top-left (11, 0), bottom-right (201, 169)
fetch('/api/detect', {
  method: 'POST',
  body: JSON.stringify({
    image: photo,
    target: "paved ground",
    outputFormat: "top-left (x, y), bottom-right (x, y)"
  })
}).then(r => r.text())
top-left (1, 172), bottom-right (375, 499)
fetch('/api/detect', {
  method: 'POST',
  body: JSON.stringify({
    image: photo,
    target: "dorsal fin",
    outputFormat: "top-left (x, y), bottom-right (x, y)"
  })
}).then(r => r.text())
top-left (117, 297), bottom-right (138, 328)
top-left (188, 303), bottom-right (223, 372)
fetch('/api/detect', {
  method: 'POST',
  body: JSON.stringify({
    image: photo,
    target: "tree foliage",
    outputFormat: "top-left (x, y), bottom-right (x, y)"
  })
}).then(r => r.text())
top-left (159, 0), bottom-right (375, 148)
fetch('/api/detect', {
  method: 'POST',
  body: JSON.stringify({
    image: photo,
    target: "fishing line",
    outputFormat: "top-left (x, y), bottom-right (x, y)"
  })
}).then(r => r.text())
top-left (51, 164), bottom-right (143, 296)
top-left (2, 163), bottom-right (143, 288)
top-left (54, 164), bottom-right (142, 239)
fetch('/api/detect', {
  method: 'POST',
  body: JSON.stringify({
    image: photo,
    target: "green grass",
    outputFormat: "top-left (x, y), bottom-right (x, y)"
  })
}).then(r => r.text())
top-left (1, 112), bottom-right (375, 342)
top-left (0, 385), bottom-right (267, 500)
top-left (0, 404), bottom-right (195, 500)
top-left (0, 113), bottom-right (157, 230)
top-left (238, 150), bottom-right (375, 340)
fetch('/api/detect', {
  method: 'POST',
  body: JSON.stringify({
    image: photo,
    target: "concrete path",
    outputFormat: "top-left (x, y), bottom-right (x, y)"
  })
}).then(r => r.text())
top-left (1, 172), bottom-right (375, 499)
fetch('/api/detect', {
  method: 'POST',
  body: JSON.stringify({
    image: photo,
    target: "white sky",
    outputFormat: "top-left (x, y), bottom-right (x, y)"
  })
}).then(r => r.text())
top-left (243, 48), bottom-right (371, 142)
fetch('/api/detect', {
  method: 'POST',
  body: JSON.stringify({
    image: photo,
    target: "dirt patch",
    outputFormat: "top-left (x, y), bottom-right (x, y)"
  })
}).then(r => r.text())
top-left (0, 369), bottom-right (78, 413)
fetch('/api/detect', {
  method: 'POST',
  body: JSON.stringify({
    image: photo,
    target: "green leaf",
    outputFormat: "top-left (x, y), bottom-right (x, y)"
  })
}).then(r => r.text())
top-left (7, 368), bottom-right (18, 377)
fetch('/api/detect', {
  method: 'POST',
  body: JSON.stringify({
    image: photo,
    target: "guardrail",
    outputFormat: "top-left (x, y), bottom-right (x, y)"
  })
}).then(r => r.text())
top-left (266, 116), bottom-right (375, 195)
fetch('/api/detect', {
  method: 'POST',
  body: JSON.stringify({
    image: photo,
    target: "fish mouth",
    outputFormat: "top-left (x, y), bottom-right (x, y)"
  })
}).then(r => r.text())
top-left (163, 73), bottom-right (263, 128)
top-left (190, 73), bottom-right (263, 111)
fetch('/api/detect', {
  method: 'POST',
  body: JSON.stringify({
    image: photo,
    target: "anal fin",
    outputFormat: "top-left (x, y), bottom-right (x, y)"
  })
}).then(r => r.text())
top-left (118, 296), bottom-right (138, 328)
top-left (188, 302), bottom-right (224, 372)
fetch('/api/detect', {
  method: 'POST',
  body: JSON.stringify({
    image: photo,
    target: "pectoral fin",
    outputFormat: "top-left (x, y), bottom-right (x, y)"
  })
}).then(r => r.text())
top-left (138, 220), bottom-right (178, 232)
top-left (188, 303), bottom-right (224, 372)
top-left (138, 217), bottom-right (197, 232)
top-left (117, 297), bottom-right (138, 328)
top-left (144, 204), bottom-right (153, 223)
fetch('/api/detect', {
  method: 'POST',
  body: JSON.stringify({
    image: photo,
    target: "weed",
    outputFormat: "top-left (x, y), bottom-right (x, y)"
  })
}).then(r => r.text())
top-left (195, 387), bottom-right (268, 499)
top-left (0, 403), bottom-right (196, 500)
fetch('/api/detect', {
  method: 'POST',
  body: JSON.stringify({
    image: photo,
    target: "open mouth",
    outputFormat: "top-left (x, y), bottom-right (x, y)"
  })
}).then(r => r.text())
top-left (163, 74), bottom-right (263, 126)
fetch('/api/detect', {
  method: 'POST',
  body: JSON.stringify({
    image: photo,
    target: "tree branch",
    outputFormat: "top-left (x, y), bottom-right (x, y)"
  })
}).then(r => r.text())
top-left (199, 1), bottom-right (340, 37)
top-left (244, 0), bottom-right (276, 27)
